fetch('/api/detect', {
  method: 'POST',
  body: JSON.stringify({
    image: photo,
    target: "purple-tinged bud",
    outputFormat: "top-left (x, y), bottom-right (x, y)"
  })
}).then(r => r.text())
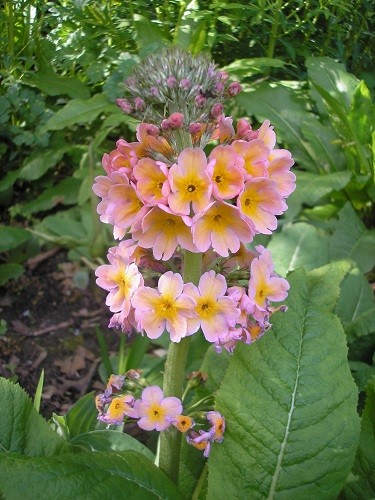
top-left (180, 78), bottom-right (190, 90)
top-left (134, 97), bottom-right (146, 111)
top-left (237, 118), bottom-right (252, 135)
top-left (195, 94), bottom-right (206, 107)
top-left (150, 86), bottom-right (159, 96)
top-left (227, 82), bottom-right (242, 96)
top-left (219, 71), bottom-right (229, 82)
top-left (211, 103), bottom-right (224, 118)
top-left (207, 66), bottom-right (216, 78)
top-left (189, 122), bottom-right (202, 135)
top-left (161, 119), bottom-right (171, 131)
top-left (145, 124), bottom-right (160, 136)
top-left (125, 77), bottom-right (137, 88)
top-left (116, 98), bottom-right (133, 114)
top-left (214, 82), bottom-right (225, 94)
top-left (167, 76), bottom-right (177, 88)
top-left (168, 112), bottom-right (184, 129)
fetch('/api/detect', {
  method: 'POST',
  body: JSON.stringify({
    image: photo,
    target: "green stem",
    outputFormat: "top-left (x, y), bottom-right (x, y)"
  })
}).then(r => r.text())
top-left (159, 250), bottom-right (202, 483)
top-left (192, 463), bottom-right (208, 500)
top-left (118, 334), bottom-right (127, 374)
top-left (266, 0), bottom-right (283, 59)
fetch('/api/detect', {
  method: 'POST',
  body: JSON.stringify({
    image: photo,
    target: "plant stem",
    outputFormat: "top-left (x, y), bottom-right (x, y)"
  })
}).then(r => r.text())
top-left (266, 0), bottom-right (283, 60)
top-left (159, 250), bottom-right (202, 483)
top-left (192, 463), bottom-right (208, 500)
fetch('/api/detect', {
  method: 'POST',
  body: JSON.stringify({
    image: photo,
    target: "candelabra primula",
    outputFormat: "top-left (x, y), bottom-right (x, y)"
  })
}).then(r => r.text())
top-left (93, 48), bottom-right (295, 480)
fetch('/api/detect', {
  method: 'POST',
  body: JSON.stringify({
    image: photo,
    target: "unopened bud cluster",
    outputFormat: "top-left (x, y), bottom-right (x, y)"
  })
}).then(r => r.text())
top-left (116, 48), bottom-right (242, 150)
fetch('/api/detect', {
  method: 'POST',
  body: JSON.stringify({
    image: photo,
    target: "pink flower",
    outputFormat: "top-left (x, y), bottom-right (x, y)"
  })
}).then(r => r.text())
top-left (95, 253), bottom-right (143, 315)
top-left (133, 157), bottom-right (170, 205)
top-left (232, 139), bottom-right (269, 178)
top-left (238, 178), bottom-right (287, 234)
top-left (131, 271), bottom-right (197, 342)
top-left (134, 205), bottom-right (197, 261)
top-left (168, 148), bottom-right (212, 216)
top-left (257, 120), bottom-right (276, 150)
top-left (184, 271), bottom-right (240, 342)
top-left (133, 386), bottom-right (183, 431)
top-left (208, 145), bottom-right (245, 200)
top-left (267, 149), bottom-right (296, 198)
top-left (248, 246), bottom-right (289, 311)
top-left (193, 201), bottom-right (254, 257)
top-left (98, 395), bottom-right (135, 425)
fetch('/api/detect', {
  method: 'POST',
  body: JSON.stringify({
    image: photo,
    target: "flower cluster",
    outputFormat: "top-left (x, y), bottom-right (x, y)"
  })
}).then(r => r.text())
top-left (96, 242), bottom-right (289, 350)
top-left (93, 119), bottom-right (295, 259)
top-left (96, 374), bottom-right (224, 457)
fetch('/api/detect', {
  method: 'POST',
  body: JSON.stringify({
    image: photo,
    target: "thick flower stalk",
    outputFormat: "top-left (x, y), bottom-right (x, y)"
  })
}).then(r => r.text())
top-left (93, 48), bottom-right (295, 483)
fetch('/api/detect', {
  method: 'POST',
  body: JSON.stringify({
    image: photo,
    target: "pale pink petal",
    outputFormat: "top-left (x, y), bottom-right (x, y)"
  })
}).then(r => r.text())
top-left (142, 385), bottom-right (164, 405)
top-left (160, 396), bottom-right (183, 416)
top-left (131, 287), bottom-right (160, 311)
top-left (198, 271), bottom-right (227, 299)
top-left (158, 272), bottom-right (183, 298)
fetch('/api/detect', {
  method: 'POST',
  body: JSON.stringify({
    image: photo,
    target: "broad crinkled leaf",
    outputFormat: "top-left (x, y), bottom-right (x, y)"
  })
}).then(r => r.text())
top-left (207, 267), bottom-right (360, 499)
top-left (329, 203), bottom-right (375, 273)
top-left (335, 267), bottom-right (375, 342)
top-left (0, 378), bottom-right (68, 457)
top-left (22, 73), bottom-right (90, 100)
top-left (267, 223), bottom-right (330, 275)
top-left (341, 376), bottom-right (375, 498)
top-left (0, 451), bottom-right (182, 500)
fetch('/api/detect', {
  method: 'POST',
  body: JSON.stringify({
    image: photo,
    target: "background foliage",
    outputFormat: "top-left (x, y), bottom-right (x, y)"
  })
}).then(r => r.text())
top-left (0, 1), bottom-right (374, 498)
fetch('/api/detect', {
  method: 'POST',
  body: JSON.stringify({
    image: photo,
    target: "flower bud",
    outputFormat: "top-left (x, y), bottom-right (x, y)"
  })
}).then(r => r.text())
top-left (195, 94), bottom-right (206, 107)
top-left (145, 124), bottom-right (160, 136)
top-left (179, 78), bottom-right (190, 90)
top-left (168, 112), bottom-right (184, 129)
top-left (116, 99), bottom-right (133, 114)
top-left (150, 86), bottom-right (159, 96)
top-left (211, 103), bottom-right (224, 118)
top-left (134, 97), bottom-right (146, 111)
top-left (167, 76), bottom-right (177, 88)
top-left (227, 82), bottom-right (242, 96)
top-left (189, 122), bottom-right (202, 135)
top-left (160, 119), bottom-right (171, 131)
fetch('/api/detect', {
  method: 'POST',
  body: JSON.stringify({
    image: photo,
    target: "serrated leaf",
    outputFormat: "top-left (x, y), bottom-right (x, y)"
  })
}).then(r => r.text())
top-left (267, 223), bottom-right (330, 275)
top-left (335, 267), bottom-right (375, 341)
top-left (70, 430), bottom-right (155, 461)
top-left (0, 451), bottom-right (182, 499)
top-left (22, 73), bottom-right (90, 100)
top-left (0, 225), bottom-right (31, 252)
top-left (0, 378), bottom-right (68, 457)
top-left (41, 94), bottom-right (114, 132)
top-left (208, 267), bottom-right (360, 499)
top-left (329, 203), bottom-right (375, 273)
top-left (286, 170), bottom-right (351, 219)
top-left (341, 376), bottom-right (375, 498)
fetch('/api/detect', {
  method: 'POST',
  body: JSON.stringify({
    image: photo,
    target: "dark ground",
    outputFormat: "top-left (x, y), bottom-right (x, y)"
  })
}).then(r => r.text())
top-left (0, 249), bottom-right (117, 418)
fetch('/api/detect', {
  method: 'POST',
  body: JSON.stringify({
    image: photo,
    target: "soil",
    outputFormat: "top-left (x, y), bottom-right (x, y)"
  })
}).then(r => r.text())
top-left (0, 248), bottom-right (118, 419)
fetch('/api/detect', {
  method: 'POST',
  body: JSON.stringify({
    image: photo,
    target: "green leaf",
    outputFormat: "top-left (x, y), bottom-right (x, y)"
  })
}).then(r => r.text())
top-left (286, 170), bottom-right (351, 219)
top-left (329, 203), bottom-right (375, 273)
top-left (341, 376), bottom-right (375, 498)
top-left (19, 146), bottom-right (70, 181)
top-left (348, 81), bottom-right (375, 146)
top-left (223, 58), bottom-right (285, 79)
top-left (306, 57), bottom-right (359, 113)
top-left (0, 167), bottom-right (23, 193)
top-left (0, 263), bottom-right (24, 285)
top-left (349, 362), bottom-right (375, 392)
top-left (41, 94), bottom-right (114, 132)
top-left (0, 225), bottom-right (31, 252)
top-left (65, 392), bottom-right (98, 438)
top-left (237, 84), bottom-right (323, 172)
top-left (335, 267), bottom-right (375, 342)
top-left (134, 14), bottom-right (166, 49)
top-left (0, 377), bottom-right (68, 457)
top-left (0, 451), bottom-right (182, 499)
top-left (20, 177), bottom-right (81, 216)
top-left (267, 223), bottom-right (330, 275)
top-left (70, 430), bottom-right (155, 461)
top-left (208, 267), bottom-right (360, 499)
top-left (22, 73), bottom-right (90, 100)
top-left (33, 369), bottom-right (44, 413)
